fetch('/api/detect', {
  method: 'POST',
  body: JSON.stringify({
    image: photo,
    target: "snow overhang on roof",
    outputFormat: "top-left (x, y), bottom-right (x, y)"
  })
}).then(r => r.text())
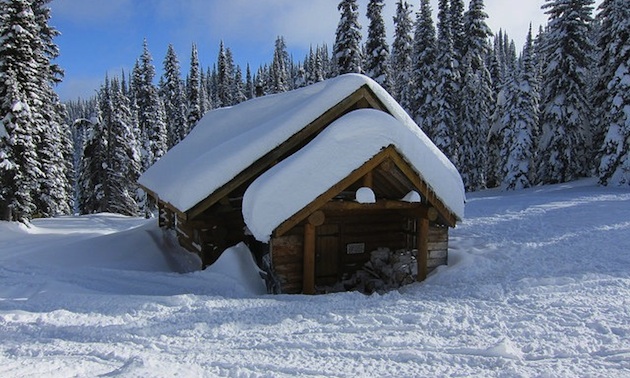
top-left (242, 109), bottom-right (466, 242)
top-left (138, 73), bottom-right (465, 227)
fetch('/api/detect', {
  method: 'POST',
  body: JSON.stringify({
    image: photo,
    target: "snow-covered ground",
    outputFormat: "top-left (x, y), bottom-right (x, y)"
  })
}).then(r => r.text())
top-left (1, 179), bottom-right (629, 377)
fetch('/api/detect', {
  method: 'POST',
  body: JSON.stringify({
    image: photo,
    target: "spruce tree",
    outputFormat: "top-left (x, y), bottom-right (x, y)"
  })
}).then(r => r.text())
top-left (133, 39), bottom-right (168, 170)
top-left (78, 81), bottom-right (109, 214)
top-left (233, 65), bottom-right (247, 104)
top-left (364, 0), bottom-right (391, 91)
top-left (450, 0), bottom-right (466, 66)
top-left (411, 0), bottom-right (438, 139)
top-left (596, 0), bottom-right (630, 186)
top-left (162, 44), bottom-right (188, 149)
top-left (0, 0), bottom-right (42, 221)
top-left (502, 27), bottom-right (540, 190)
top-left (457, 0), bottom-right (493, 191)
top-left (270, 36), bottom-right (290, 94)
top-left (245, 64), bottom-right (254, 100)
top-left (186, 43), bottom-right (202, 131)
top-left (391, 0), bottom-right (414, 110)
top-left (333, 0), bottom-right (362, 75)
top-left (432, 0), bottom-right (460, 165)
top-left (537, 0), bottom-right (595, 184)
top-left (216, 41), bottom-right (235, 107)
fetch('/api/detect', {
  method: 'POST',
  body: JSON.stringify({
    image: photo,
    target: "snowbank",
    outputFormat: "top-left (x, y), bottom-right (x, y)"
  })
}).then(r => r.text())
top-left (1, 181), bottom-right (630, 376)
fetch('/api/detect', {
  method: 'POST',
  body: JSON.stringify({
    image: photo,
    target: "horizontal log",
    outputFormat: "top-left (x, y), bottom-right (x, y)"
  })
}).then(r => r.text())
top-left (427, 242), bottom-right (448, 251)
top-left (321, 200), bottom-right (428, 214)
top-left (429, 249), bottom-right (447, 259)
top-left (427, 257), bottom-right (447, 269)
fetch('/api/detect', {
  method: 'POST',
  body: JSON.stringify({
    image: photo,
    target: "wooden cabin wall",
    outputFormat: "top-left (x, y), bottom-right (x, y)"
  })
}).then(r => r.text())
top-left (270, 209), bottom-right (450, 294)
top-left (270, 227), bottom-right (304, 294)
top-left (157, 201), bottom-right (248, 268)
top-left (427, 225), bottom-right (448, 273)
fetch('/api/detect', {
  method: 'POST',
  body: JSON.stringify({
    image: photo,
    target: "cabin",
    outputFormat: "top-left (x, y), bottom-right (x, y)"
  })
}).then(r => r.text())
top-left (138, 74), bottom-right (465, 294)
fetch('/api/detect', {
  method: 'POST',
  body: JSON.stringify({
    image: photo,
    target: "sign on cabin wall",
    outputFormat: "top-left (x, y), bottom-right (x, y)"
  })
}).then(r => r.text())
top-left (346, 243), bottom-right (366, 255)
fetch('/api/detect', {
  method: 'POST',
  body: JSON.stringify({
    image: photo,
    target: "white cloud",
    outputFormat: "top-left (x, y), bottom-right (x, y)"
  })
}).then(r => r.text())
top-left (50, 0), bottom-right (135, 26)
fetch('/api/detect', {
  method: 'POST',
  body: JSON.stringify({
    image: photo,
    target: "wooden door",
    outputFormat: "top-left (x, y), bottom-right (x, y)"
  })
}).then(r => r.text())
top-left (315, 224), bottom-right (339, 286)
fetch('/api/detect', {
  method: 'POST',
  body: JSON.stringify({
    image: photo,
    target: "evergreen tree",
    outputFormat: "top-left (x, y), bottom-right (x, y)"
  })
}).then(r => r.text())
top-left (233, 65), bottom-right (247, 104)
top-left (186, 43), bottom-right (202, 131)
top-left (502, 27), bottom-right (540, 190)
top-left (457, 0), bottom-right (493, 191)
top-left (333, 0), bottom-right (362, 75)
top-left (432, 0), bottom-right (460, 165)
top-left (106, 78), bottom-right (141, 215)
top-left (391, 0), bottom-right (414, 110)
top-left (364, 0), bottom-right (391, 90)
top-left (596, 0), bottom-right (630, 186)
top-left (536, 0), bottom-right (595, 184)
top-left (411, 0), bottom-right (438, 139)
top-left (450, 0), bottom-right (466, 66)
top-left (216, 41), bottom-right (234, 107)
top-left (161, 44), bottom-right (188, 149)
top-left (133, 39), bottom-right (168, 170)
top-left (245, 64), bottom-right (254, 100)
top-left (79, 77), bottom-right (141, 216)
top-left (270, 36), bottom-right (290, 94)
top-left (0, 0), bottom-right (42, 221)
top-left (78, 81), bottom-right (109, 214)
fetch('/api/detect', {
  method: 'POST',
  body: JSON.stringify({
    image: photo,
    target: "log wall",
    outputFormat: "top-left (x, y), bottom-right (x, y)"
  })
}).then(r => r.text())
top-left (270, 209), bottom-right (450, 294)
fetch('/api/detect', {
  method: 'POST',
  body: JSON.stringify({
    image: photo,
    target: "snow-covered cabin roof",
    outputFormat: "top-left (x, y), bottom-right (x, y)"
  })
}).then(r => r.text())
top-left (139, 74), bottom-right (465, 237)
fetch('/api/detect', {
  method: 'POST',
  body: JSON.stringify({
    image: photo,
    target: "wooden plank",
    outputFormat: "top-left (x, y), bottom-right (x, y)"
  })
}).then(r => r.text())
top-left (417, 218), bottom-right (430, 281)
top-left (186, 85), bottom-right (384, 220)
top-left (321, 199), bottom-right (427, 213)
top-left (428, 241), bottom-right (449, 251)
top-left (362, 171), bottom-right (373, 188)
top-left (428, 249), bottom-right (448, 259)
top-left (303, 223), bottom-right (316, 295)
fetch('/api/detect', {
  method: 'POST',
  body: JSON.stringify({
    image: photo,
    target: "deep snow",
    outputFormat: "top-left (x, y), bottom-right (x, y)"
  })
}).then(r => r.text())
top-left (1, 179), bottom-right (630, 377)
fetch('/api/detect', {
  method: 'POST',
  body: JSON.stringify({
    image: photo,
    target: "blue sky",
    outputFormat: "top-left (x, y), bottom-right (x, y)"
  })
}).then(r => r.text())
top-left (49, 0), bottom-right (602, 101)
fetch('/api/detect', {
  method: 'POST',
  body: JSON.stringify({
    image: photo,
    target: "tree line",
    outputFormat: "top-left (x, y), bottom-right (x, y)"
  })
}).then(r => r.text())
top-left (1, 0), bottom-right (629, 222)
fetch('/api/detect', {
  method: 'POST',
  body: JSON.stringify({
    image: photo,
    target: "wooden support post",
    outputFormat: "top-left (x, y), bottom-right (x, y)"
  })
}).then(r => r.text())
top-left (417, 218), bottom-right (429, 281)
top-left (362, 171), bottom-right (373, 188)
top-left (303, 223), bottom-right (316, 294)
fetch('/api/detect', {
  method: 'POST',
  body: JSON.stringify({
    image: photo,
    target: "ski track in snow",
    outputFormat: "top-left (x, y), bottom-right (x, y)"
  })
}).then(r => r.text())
top-left (1, 180), bottom-right (630, 377)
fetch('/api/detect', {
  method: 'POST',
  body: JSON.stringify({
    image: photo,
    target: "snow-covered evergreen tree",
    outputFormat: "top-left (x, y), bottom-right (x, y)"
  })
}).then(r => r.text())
top-left (269, 36), bottom-right (290, 94)
top-left (161, 44), bottom-right (188, 149)
top-left (411, 0), bottom-right (438, 139)
top-left (333, 0), bottom-right (362, 75)
top-left (536, 0), bottom-right (595, 184)
top-left (233, 65), bottom-right (247, 104)
top-left (457, 0), bottom-right (493, 191)
top-left (432, 0), bottom-right (460, 165)
top-left (133, 39), bottom-right (168, 170)
top-left (364, 0), bottom-right (391, 91)
top-left (78, 82), bottom-right (109, 215)
top-left (186, 43), bottom-right (202, 132)
top-left (501, 27), bottom-right (540, 190)
top-left (390, 0), bottom-right (414, 110)
top-left (216, 41), bottom-right (235, 107)
top-left (79, 77), bottom-right (141, 216)
top-left (596, 0), bottom-right (630, 186)
top-left (0, 0), bottom-right (73, 220)
top-left (450, 0), bottom-right (466, 68)
top-left (245, 64), bottom-right (254, 100)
